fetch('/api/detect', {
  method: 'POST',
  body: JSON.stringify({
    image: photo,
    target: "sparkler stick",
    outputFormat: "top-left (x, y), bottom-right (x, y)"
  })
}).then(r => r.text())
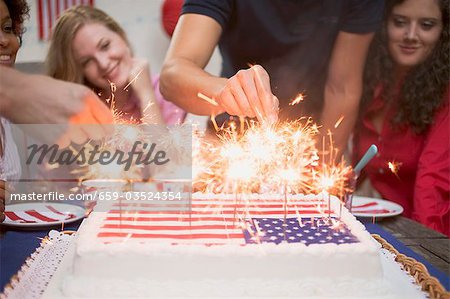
top-left (283, 183), bottom-right (288, 242)
top-left (119, 185), bottom-right (124, 229)
top-left (327, 192), bottom-right (331, 220)
top-left (334, 116), bottom-right (344, 129)
top-left (197, 92), bottom-right (219, 106)
top-left (233, 181), bottom-right (239, 226)
top-left (123, 68), bottom-right (144, 91)
top-left (252, 218), bottom-right (263, 244)
top-left (354, 144), bottom-right (378, 176)
top-left (289, 93), bottom-right (305, 106)
top-left (239, 116), bottom-right (245, 133)
top-left (327, 132), bottom-right (334, 219)
top-left (210, 114), bottom-right (219, 132)
top-left (253, 106), bottom-right (264, 124)
top-left (191, 115), bottom-right (354, 232)
top-left (253, 69), bottom-right (271, 125)
top-left (327, 130), bottom-right (333, 165)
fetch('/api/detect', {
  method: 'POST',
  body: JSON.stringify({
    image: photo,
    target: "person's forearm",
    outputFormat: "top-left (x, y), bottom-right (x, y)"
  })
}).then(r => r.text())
top-left (320, 84), bottom-right (361, 156)
top-left (0, 67), bottom-right (28, 119)
top-left (320, 31), bottom-right (373, 158)
top-left (160, 57), bottom-right (226, 116)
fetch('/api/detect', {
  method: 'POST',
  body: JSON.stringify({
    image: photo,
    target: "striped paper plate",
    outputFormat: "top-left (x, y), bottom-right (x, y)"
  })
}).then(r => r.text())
top-left (2, 203), bottom-right (85, 228)
top-left (351, 196), bottom-right (403, 218)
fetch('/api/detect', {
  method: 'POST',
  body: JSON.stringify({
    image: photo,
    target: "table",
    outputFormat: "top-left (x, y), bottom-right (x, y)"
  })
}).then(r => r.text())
top-left (0, 220), bottom-right (83, 291)
top-left (370, 216), bottom-right (449, 275)
top-left (1, 215), bottom-right (449, 292)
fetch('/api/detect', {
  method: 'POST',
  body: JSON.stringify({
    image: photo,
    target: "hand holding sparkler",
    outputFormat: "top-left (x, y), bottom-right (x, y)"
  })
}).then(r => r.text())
top-left (200, 65), bottom-right (279, 124)
top-left (126, 58), bottom-right (164, 124)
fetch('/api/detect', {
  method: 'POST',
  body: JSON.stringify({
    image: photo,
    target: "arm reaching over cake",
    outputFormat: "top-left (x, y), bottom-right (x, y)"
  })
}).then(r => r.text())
top-left (160, 14), bottom-right (279, 124)
top-left (214, 65), bottom-right (279, 123)
top-left (320, 31), bottom-right (374, 154)
top-left (160, 0), bottom-right (383, 136)
top-left (0, 67), bottom-right (113, 146)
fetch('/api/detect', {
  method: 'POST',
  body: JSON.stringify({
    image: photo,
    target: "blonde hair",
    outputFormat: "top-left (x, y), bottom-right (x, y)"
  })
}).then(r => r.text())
top-left (46, 5), bottom-right (130, 85)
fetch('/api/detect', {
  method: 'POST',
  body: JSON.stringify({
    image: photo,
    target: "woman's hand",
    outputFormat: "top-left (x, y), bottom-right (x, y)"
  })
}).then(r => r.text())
top-left (128, 58), bottom-right (164, 124)
top-left (216, 65), bottom-right (279, 124)
top-left (128, 58), bottom-right (152, 94)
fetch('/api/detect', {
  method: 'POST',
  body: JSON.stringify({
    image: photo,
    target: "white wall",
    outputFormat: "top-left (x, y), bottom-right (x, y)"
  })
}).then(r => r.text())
top-left (17, 0), bottom-right (221, 75)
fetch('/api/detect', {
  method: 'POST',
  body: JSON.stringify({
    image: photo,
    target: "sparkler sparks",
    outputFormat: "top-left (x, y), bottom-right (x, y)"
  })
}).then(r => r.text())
top-left (192, 117), bottom-right (352, 198)
top-left (334, 116), bottom-right (344, 129)
top-left (388, 160), bottom-right (402, 178)
top-left (124, 68), bottom-right (144, 91)
top-left (289, 93), bottom-right (305, 106)
top-left (81, 72), bottom-right (356, 242)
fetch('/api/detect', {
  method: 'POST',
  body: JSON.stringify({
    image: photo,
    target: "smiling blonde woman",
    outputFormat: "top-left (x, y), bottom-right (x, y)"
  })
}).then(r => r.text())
top-left (47, 5), bottom-right (185, 125)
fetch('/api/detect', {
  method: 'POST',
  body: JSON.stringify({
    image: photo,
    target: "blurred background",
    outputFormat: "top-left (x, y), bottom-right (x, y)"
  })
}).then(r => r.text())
top-left (16, 0), bottom-right (221, 77)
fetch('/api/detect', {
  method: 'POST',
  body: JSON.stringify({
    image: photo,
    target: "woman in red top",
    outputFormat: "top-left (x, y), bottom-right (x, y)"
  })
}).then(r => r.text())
top-left (354, 0), bottom-right (449, 236)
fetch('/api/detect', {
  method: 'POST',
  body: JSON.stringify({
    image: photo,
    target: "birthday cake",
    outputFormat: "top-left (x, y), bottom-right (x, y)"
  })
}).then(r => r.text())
top-left (62, 192), bottom-right (388, 298)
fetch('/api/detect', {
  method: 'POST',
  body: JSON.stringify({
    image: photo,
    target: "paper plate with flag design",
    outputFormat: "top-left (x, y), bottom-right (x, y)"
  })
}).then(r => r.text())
top-left (351, 196), bottom-right (404, 218)
top-left (1, 203), bottom-right (85, 229)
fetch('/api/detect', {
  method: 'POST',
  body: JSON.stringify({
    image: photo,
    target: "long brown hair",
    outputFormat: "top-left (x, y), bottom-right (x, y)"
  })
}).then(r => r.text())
top-left (46, 5), bottom-right (130, 86)
top-left (361, 0), bottom-right (449, 133)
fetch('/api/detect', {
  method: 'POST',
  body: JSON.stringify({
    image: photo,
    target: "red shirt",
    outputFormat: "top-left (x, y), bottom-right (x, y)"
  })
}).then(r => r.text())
top-left (354, 89), bottom-right (450, 236)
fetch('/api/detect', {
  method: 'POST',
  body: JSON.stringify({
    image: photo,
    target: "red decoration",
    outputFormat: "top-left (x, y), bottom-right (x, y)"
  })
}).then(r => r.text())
top-left (161, 0), bottom-right (183, 37)
top-left (36, 0), bottom-right (95, 41)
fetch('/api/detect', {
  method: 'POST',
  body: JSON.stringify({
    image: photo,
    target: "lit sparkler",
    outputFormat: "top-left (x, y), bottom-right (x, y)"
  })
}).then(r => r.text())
top-left (84, 70), bottom-right (357, 242)
top-left (192, 116), bottom-right (352, 198)
top-left (197, 92), bottom-right (219, 106)
top-left (334, 116), bottom-right (344, 129)
top-left (289, 93), bottom-right (305, 106)
top-left (388, 160), bottom-right (402, 178)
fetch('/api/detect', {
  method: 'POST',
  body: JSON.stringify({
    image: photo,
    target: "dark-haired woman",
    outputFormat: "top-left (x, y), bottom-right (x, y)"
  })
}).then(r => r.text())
top-left (0, 0), bottom-right (29, 221)
top-left (354, 0), bottom-right (449, 236)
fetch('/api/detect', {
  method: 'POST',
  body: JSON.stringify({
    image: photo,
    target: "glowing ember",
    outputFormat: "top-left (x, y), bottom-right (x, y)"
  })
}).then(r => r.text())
top-left (388, 161), bottom-right (402, 177)
top-left (334, 116), bottom-right (344, 129)
top-left (289, 93), bottom-right (305, 106)
top-left (319, 176), bottom-right (335, 190)
top-left (124, 68), bottom-right (143, 91)
top-left (192, 117), bottom-right (352, 197)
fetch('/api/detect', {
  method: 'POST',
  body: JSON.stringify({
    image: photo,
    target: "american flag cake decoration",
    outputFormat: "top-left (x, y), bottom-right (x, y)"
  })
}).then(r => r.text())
top-left (95, 193), bottom-right (361, 246)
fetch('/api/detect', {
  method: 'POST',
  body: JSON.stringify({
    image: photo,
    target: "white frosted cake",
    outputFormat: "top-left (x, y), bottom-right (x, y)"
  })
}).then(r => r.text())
top-left (62, 192), bottom-right (386, 298)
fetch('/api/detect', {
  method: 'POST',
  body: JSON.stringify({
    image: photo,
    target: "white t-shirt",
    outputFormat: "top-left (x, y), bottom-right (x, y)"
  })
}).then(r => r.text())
top-left (0, 117), bottom-right (21, 181)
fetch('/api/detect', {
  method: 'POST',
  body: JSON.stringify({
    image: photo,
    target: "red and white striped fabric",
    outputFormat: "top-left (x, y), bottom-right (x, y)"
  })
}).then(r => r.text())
top-left (36, 0), bottom-right (95, 40)
top-left (97, 196), bottom-right (334, 245)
